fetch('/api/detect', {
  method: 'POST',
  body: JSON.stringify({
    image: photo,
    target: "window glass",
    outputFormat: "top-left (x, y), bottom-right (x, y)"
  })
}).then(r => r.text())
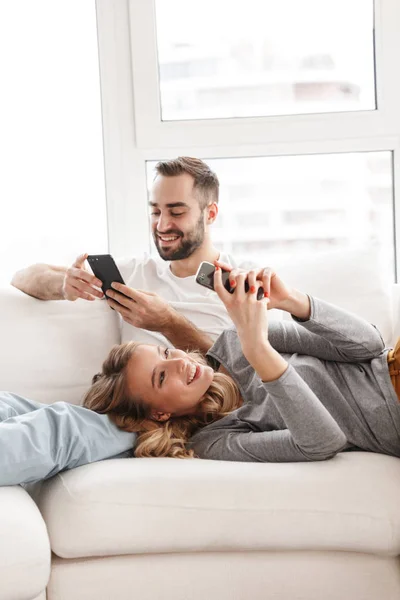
top-left (155, 0), bottom-right (375, 120)
top-left (0, 1), bottom-right (107, 283)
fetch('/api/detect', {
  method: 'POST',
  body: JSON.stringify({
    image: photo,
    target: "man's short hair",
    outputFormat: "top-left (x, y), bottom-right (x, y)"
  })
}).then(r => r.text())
top-left (154, 156), bottom-right (219, 209)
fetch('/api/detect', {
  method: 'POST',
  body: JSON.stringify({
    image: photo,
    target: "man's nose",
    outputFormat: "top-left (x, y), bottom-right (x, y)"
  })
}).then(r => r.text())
top-left (156, 213), bottom-right (173, 233)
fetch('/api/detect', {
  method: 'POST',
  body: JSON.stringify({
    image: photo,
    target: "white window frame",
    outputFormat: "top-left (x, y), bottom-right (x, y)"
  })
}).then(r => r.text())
top-left (95, 0), bottom-right (400, 276)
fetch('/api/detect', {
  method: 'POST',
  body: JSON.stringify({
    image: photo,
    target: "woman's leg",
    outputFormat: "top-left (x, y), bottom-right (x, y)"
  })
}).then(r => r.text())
top-left (0, 391), bottom-right (45, 422)
top-left (0, 401), bottom-right (136, 486)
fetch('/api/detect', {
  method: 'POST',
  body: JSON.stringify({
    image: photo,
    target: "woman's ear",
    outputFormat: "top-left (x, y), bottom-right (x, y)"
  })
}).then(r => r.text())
top-left (150, 410), bottom-right (171, 422)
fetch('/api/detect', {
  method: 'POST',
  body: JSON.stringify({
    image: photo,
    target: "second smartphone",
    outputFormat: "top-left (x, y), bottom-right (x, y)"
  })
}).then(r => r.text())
top-left (195, 261), bottom-right (264, 300)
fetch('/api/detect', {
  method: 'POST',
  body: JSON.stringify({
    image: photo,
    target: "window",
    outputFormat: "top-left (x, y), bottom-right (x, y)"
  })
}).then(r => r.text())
top-left (0, 1), bottom-right (107, 284)
top-left (155, 0), bottom-right (375, 121)
top-left (93, 1), bottom-right (400, 278)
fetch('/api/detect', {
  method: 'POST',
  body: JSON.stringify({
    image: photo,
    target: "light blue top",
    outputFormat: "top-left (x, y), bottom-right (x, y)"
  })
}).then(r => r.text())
top-left (0, 392), bottom-right (136, 486)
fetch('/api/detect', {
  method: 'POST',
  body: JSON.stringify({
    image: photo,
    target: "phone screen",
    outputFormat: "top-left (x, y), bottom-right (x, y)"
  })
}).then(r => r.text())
top-left (87, 254), bottom-right (125, 296)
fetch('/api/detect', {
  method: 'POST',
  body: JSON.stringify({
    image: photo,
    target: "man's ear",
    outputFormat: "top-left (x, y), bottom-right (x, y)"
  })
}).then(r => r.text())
top-left (206, 201), bottom-right (218, 224)
top-left (150, 410), bottom-right (171, 422)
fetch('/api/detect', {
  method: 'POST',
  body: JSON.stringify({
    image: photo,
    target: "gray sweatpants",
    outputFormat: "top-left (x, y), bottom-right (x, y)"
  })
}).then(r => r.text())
top-left (0, 392), bottom-right (136, 486)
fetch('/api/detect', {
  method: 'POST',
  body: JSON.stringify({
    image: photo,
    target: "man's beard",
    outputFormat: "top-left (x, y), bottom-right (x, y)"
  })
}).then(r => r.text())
top-left (153, 213), bottom-right (205, 261)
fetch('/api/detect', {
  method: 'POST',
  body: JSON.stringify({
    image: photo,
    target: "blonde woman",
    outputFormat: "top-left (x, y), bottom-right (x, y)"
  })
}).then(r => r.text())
top-left (83, 262), bottom-right (400, 463)
top-left (1, 262), bottom-right (399, 487)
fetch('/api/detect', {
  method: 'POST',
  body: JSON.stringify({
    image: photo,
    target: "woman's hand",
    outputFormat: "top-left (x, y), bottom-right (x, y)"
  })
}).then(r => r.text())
top-left (214, 260), bottom-right (310, 320)
top-left (213, 266), bottom-right (288, 382)
top-left (214, 260), bottom-right (291, 309)
top-left (213, 265), bottom-right (270, 355)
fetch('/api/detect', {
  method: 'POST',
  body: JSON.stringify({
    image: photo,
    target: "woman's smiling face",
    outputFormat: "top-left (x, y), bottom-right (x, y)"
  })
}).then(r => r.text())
top-left (124, 345), bottom-right (214, 420)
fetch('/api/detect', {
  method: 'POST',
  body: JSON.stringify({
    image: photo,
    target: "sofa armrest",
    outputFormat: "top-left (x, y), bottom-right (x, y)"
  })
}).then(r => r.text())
top-left (390, 283), bottom-right (400, 343)
top-left (0, 285), bottom-right (121, 405)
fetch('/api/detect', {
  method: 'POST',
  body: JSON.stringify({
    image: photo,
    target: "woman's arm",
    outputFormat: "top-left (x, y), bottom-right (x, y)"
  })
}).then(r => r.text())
top-left (190, 363), bottom-right (347, 463)
top-left (268, 295), bottom-right (385, 363)
top-left (215, 262), bottom-right (385, 363)
top-left (202, 268), bottom-right (347, 462)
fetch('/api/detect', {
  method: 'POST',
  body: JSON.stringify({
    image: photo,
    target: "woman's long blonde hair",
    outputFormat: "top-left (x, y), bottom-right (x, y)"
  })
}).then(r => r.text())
top-left (82, 342), bottom-right (241, 459)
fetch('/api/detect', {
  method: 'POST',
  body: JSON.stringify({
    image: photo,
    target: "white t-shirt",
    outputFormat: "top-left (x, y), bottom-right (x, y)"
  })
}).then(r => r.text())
top-left (116, 252), bottom-right (258, 347)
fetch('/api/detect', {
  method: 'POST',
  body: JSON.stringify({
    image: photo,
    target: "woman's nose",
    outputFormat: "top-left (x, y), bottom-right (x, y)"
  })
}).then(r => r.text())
top-left (170, 358), bottom-right (186, 373)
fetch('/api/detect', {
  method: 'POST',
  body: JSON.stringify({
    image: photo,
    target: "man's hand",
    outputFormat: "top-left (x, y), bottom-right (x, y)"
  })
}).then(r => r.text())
top-left (62, 253), bottom-right (104, 302)
top-left (105, 282), bottom-right (174, 331)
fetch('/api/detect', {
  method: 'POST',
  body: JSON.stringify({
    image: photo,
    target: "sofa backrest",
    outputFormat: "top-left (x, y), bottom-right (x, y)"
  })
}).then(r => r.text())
top-left (0, 245), bottom-right (397, 407)
top-left (273, 245), bottom-right (395, 345)
top-left (0, 286), bottom-right (120, 405)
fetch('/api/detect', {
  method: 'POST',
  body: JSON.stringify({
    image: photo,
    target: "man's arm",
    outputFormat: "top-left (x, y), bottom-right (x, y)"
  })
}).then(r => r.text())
top-left (105, 282), bottom-right (214, 354)
top-left (11, 253), bottom-right (104, 302)
top-left (162, 311), bottom-right (214, 354)
top-left (11, 264), bottom-right (67, 300)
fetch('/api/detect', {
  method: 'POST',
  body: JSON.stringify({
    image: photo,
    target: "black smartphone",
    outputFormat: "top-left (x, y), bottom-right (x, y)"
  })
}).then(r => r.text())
top-left (87, 254), bottom-right (126, 296)
top-left (195, 261), bottom-right (264, 300)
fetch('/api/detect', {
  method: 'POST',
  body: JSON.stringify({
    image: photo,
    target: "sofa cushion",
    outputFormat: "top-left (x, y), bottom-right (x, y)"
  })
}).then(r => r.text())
top-left (38, 451), bottom-right (400, 559)
top-left (0, 486), bottom-right (50, 600)
top-left (0, 286), bottom-right (120, 405)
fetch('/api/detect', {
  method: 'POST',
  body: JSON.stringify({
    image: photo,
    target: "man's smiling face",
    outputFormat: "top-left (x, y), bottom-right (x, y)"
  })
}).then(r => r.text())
top-left (149, 173), bottom-right (208, 261)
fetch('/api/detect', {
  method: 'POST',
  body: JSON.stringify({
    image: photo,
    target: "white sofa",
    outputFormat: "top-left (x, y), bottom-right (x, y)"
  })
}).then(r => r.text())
top-left (2, 246), bottom-right (400, 600)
